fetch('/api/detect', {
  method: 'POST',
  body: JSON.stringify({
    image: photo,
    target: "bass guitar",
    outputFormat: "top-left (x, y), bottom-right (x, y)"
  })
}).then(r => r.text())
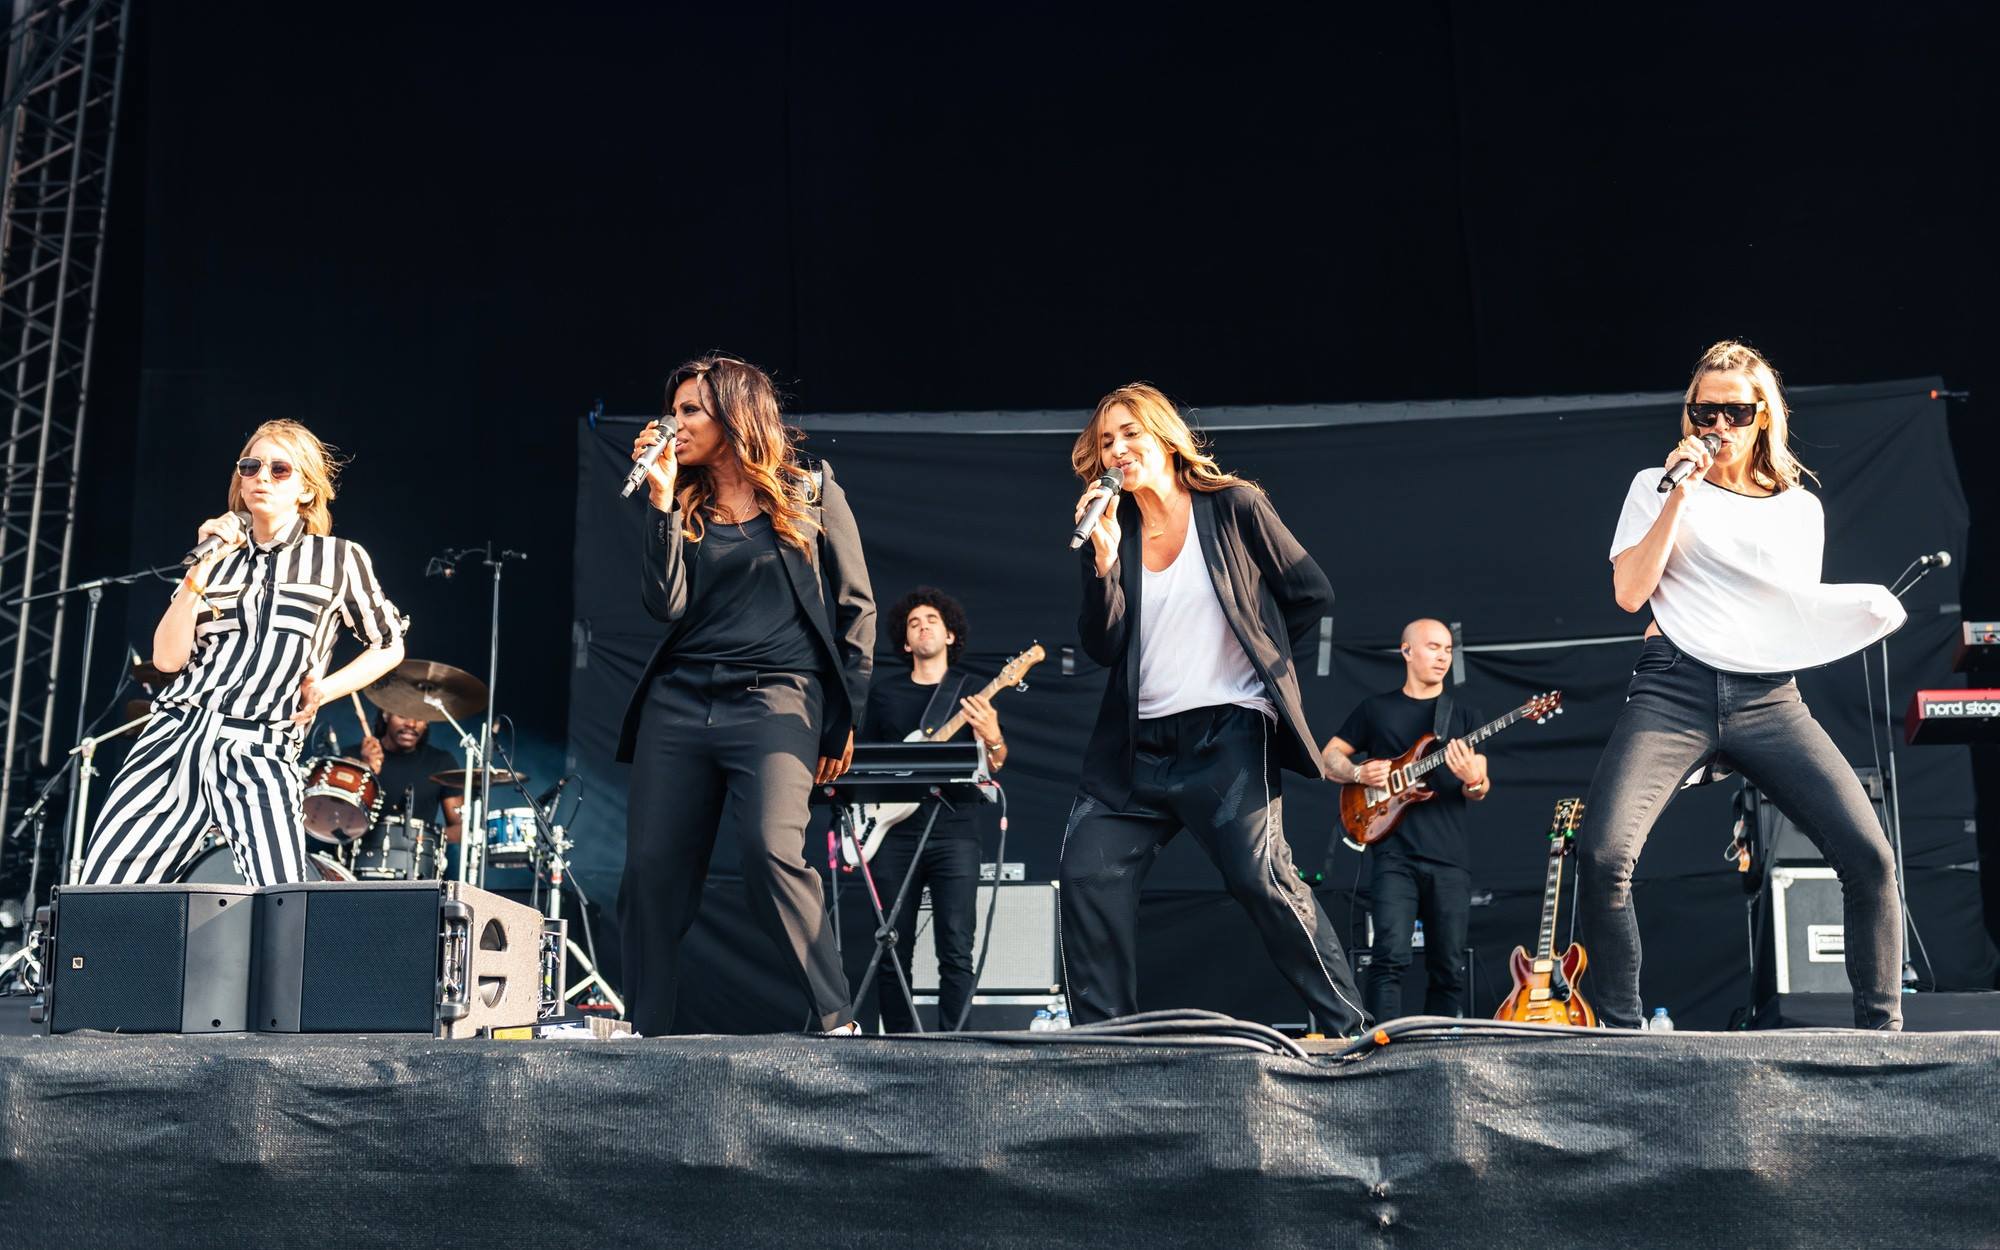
top-left (1495, 796), bottom-right (1596, 1026)
top-left (1337, 690), bottom-right (1563, 849)
top-left (848, 643), bottom-right (1045, 863)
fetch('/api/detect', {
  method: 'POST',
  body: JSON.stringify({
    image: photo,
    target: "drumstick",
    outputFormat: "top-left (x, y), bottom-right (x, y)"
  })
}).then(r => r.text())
top-left (350, 692), bottom-right (371, 739)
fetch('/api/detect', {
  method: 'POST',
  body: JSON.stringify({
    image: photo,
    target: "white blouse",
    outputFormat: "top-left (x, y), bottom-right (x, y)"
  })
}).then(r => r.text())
top-left (1609, 468), bottom-right (1904, 673)
top-left (1136, 524), bottom-right (1274, 721)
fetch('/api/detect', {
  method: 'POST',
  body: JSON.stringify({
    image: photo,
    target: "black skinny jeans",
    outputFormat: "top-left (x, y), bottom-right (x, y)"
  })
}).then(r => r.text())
top-left (1578, 636), bottom-right (1902, 1030)
top-left (868, 828), bottom-right (982, 1033)
top-left (1059, 703), bottom-right (1368, 1034)
top-left (1365, 855), bottom-right (1471, 1021)
top-left (620, 663), bottom-right (851, 1035)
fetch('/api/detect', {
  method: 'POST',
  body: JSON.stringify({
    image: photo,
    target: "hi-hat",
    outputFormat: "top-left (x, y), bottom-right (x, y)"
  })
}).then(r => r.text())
top-left (364, 659), bottom-right (489, 722)
top-left (428, 766), bottom-right (529, 789)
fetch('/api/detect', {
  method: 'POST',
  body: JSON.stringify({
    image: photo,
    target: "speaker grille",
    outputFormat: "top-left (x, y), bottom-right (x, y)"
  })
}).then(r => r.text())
top-left (300, 888), bottom-right (439, 1032)
top-left (52, 891), bottom-right (189, 1033)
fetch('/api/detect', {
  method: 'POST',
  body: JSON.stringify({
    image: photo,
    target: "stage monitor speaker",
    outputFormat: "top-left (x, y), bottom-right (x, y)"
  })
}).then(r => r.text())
top-left (257, 880), bottom-right (559, 1037)
top-left (40, 883), bottom-right (257, 1034)
top-left (912, 881), bottom-right (1059, 995)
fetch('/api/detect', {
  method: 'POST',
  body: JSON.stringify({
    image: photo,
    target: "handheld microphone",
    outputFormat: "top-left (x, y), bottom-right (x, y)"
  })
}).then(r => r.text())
top-left (1656, 434), bottom-right (1723, 494)
top-left (182, 511), bottom-right (252, 567)
top-left (1068, 467), bottom-right (1125, 550)
top-left (618, 416), bottom-right (681, 499)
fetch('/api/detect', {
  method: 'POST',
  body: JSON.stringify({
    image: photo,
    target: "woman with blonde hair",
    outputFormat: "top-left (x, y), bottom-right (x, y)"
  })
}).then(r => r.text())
top-left (618, 354), bottom-right (874, 1036)
top-left (82, 420), bottom-right (407, 886)
top-left (1060, 382), bottom-right (1368, 1034)
top-left (1580, 340), bottom-right (1907, 1029)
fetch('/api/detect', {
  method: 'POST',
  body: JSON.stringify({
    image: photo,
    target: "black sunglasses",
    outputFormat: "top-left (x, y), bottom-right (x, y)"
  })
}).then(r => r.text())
top-left (236, 457), bottom-right (295, 481)
top-left (1686, 401), bottom-right (1764, 429)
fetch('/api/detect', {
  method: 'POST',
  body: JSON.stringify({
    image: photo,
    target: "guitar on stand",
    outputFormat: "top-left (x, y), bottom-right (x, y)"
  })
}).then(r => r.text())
top-left (1338, 691), bottom-right (1563, 850)
top-left (844, 643), bottom-right (1045, 864)
top-left (1496, 797), bottom-right (1597, 1027)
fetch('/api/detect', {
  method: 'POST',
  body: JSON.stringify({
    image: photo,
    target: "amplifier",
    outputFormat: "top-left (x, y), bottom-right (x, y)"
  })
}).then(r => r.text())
top-left (1756, 867), bottom-right (1851, 998)
top-left (1743, 769), bottom-right (1885, 869)
top-left (912, 881), bottom-right (1060, 994)
top-left (36, 880), bottom-right (561, 1036)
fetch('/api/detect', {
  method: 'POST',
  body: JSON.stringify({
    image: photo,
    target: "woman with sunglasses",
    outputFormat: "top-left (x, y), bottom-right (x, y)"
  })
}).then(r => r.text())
top-left (1579, 340), bottom-right (1907, 1030)
top-left (81, 420), bottom-right (407, 887)
top-left (616, 355), bottom-right (873, 1036)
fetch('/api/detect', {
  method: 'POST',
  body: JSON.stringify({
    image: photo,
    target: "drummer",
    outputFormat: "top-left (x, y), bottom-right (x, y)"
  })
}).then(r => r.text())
top-left (345, 710), bottom-right (463, 843)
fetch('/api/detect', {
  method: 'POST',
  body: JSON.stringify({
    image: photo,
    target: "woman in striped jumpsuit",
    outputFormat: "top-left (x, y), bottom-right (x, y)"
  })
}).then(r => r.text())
top-left (81, 420), bottom-right (407, 887)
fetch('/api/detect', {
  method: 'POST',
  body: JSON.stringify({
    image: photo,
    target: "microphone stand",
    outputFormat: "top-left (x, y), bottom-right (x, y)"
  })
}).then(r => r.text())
top-left (1873, 557), bottom-right (1946, 988)
top-left (428, 542), bottom-right (527, 888)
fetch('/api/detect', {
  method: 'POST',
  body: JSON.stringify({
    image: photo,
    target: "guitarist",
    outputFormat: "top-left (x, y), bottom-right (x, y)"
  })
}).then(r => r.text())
top-left (1323, 618), bottom-right (1492, 1022)
top-left (858, 587), bottom-right (1007, 1032)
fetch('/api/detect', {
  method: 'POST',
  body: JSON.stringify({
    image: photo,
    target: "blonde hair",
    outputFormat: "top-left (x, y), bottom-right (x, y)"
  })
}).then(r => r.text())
top-left (228, 419), bottom-right (339, 535)
top-left (666, 355), bottom-right (819, 553)
top-left (1681, 340), bottom-right (1816, 492)
top-left (1070, 382), bottom-right (1252, 493)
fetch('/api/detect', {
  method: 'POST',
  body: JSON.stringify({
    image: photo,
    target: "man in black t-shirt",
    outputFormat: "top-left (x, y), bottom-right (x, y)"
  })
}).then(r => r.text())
top-left (859, 587), bottom-right (1006, 1033)
top-left (346, 711), bottom-right (463, 843)
top-left (1324, 618), bottom-right (1493, 1021)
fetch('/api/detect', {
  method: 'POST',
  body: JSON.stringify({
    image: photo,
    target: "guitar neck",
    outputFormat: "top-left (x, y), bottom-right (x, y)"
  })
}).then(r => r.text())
top-left (1407, 704), bottom-right (1530, 778)
top-left (924, 672), bottom-right (1011, 741)
top-left (1535, 846), bottom-right (1566, 960)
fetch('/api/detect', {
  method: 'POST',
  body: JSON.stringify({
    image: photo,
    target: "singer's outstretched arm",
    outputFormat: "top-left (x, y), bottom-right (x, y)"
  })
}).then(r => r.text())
top-left (639, 500), bottom-right (694, 624)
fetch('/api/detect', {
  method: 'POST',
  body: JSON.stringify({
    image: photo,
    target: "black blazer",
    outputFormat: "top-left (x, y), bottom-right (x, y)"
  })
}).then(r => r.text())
top-left (615, 457), bottom-right (876, 762)
top-left (1076, 483), bottom-right (1333, 806)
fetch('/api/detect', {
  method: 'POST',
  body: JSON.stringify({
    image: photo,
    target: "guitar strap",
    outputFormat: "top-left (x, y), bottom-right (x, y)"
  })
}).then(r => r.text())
top-left (1432, 691), bottom-right (1454, 742)
top-left (917, 668), bottom-right (970, 738)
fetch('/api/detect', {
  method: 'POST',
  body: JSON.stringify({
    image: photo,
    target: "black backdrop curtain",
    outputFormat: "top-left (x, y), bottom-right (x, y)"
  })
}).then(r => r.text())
top-left (569, 379), bottom-right (1985, 1029)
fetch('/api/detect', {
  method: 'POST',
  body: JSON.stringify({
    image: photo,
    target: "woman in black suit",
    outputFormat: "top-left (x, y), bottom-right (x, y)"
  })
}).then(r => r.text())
top-left (617, 354), bottom-right (874, 1035)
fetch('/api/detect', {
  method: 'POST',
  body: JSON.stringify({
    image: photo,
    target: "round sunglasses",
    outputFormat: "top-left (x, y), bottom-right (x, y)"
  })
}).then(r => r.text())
top-left (236, 456), bottom-right (295, 481)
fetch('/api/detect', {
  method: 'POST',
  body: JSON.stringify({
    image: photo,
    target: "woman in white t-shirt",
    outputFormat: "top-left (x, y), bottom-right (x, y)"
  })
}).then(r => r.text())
top-left (1578, 340), bottom-right (1904, 1031)
top-left (1059, 383), bottom-right (1368, 1034)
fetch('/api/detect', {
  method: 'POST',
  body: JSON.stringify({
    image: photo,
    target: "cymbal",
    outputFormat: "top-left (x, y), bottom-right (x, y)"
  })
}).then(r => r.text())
top-left (427, 767), bottom-right (529, 789)
top-left (364, 659), bottom-right (488, 721)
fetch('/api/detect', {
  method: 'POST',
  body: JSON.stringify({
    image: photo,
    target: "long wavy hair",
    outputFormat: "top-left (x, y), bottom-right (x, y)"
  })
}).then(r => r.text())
top-left (228, 419), bottom-right (340, 535)
top-left (1680, 340), bottom-right (1816, 492)
top-left (667, 355), bottom-right (819, 551)
top-left (1070, 382), bottom-right (1252, 493)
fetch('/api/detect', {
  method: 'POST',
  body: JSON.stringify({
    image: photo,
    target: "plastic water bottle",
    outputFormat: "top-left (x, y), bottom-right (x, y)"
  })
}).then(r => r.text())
top-left (1648, 1007), bottom-right (1675, 1032)
top-left (1411, 919), bottom-right (1426, 950)
top-left (1029, 1008), bottom-right (1054, 1032)
top-left (1050, 1007), bottom-right (1071, 1030)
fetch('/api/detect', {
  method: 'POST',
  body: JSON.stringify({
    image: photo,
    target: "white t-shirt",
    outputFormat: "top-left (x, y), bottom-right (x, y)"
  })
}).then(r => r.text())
top-left (1608, 468), bottom-right (1905, 673)
top-left (1136, 525), bottom-right (1274, 720)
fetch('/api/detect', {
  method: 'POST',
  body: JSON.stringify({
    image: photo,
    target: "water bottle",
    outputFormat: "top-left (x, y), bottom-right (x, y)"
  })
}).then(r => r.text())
top-left (1649, 1007), bottom-right (1675, 1032)
top-left (1029, 1008), bottom-right (1053, 1032)
top-left (1412, 919), bottom-right (1426, 950)
top-left (1050, 1007), bottom-right (1071, 1030)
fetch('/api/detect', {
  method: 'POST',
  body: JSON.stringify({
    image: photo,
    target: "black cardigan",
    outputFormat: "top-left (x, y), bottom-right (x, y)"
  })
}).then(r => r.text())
top-left (1076, 483), bottom-right (1333, 806)
top-left (615, 457), bottom-right (876, 762)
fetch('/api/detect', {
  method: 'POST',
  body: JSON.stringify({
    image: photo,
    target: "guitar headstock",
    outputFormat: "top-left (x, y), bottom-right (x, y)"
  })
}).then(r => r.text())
top-left (996, 643), bottom-right (1047, 690)
top-left (1549, 796), bottom-right (1585, 846)
top-left (1524, 690), bottom-right (1564, 723)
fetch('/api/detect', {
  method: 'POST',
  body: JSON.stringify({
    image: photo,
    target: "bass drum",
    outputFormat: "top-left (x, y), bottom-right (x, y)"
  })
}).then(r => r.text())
top-left (175, 833), bottom-right (355, 884)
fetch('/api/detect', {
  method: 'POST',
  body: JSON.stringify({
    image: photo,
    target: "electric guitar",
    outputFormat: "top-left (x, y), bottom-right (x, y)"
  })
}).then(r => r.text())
top-left (1495, 797), bottom-right (1597, 1027)
top-left (848, 643), bottom-right (1045, 863)
top-left (1337, 690), bottom-right (1563, 849)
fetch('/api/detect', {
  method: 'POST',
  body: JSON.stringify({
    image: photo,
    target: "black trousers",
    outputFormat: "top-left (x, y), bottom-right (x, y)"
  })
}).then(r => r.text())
top-left (1059, 704), bottom-right (1369, 1034)
top-left (1365, 855), bottom-right (1470, 1021)
top-left (868, 827), bottom-right (981, 1033)
top-left (620, 664), bottom-right (851, 1034)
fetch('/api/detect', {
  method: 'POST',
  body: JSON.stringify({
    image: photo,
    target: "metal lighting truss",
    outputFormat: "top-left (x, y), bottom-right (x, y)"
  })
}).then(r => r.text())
top-left (0, 0), bottom-right (129, 833)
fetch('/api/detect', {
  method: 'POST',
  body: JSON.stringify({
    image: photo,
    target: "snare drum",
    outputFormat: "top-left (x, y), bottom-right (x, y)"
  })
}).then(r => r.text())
top-left (301, 756), bottom-right (382, 845)
top-left (352, 814), bottom-right (442, 881)
top-left (483, 807), bottom-right (540, 865)
top-left (175, 831), bottom-right (354, 883)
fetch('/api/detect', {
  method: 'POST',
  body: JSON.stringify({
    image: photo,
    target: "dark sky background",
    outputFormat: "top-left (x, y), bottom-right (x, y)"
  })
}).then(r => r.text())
top-left (34, 2), bottom-right (1996, 1013)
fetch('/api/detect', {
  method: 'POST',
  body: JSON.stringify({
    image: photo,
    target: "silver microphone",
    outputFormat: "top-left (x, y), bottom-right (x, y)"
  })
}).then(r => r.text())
top-left (1069, 467), bottom-right (1125, 550)
top-left (1656, 433), bottom-right (1723, 494)
top-left (182, 511), bottom-right (252, 567)
top-left (619, 416), bottom-right (681, 499)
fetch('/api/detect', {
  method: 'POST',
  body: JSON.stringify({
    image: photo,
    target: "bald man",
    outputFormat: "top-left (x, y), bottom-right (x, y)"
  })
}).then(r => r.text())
top-left (1323, 619), bottom-right (1492, 1021)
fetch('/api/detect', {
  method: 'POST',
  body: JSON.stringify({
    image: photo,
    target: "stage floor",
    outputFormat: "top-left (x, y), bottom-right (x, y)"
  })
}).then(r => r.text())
top-left (2, 1022), bottom-right (1995, 1248)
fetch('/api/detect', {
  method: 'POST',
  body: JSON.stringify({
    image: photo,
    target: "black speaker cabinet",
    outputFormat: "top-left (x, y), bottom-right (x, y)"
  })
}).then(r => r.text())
top-left (39, 880), bottom-right (560, 1037)
top-left (40, 884), bottom-right (258, 1034)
